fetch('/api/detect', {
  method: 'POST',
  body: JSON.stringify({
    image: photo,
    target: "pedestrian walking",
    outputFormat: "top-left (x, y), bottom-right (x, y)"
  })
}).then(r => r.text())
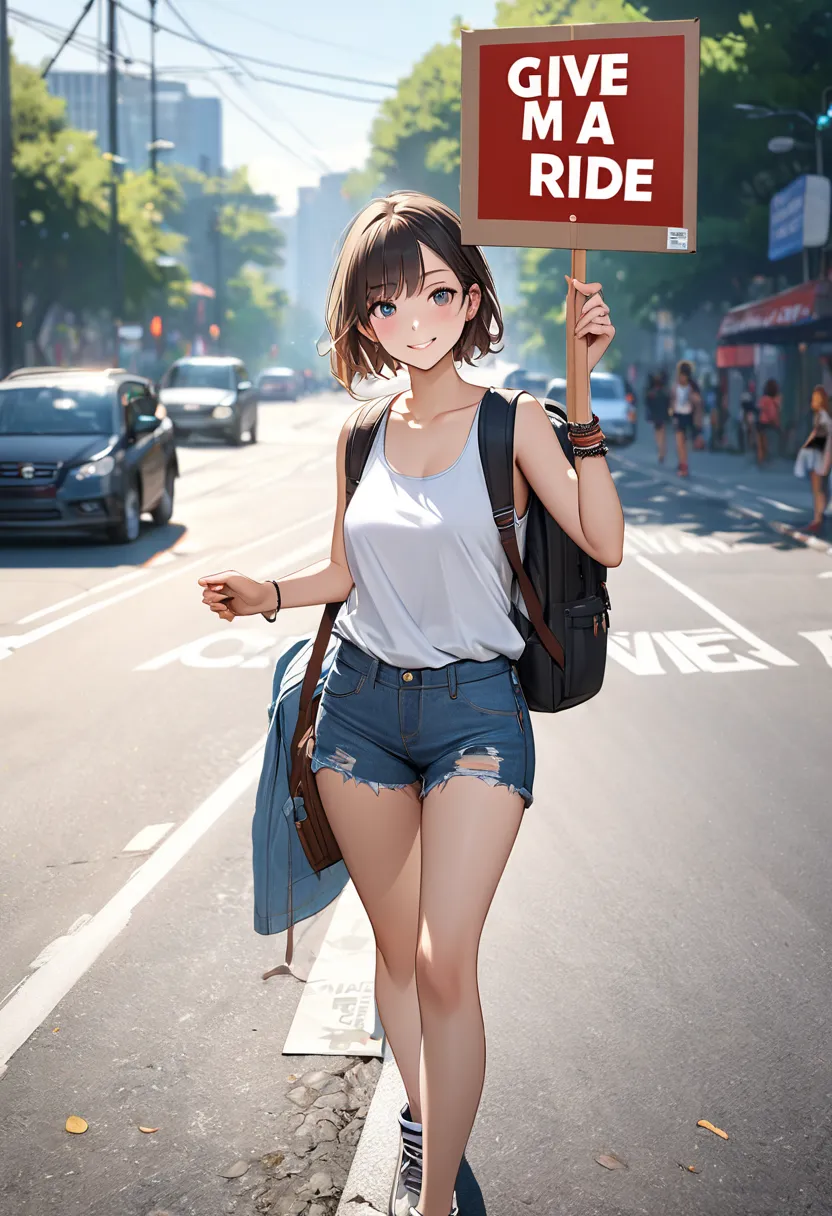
top-left (756, 378), bottom-right (781, 466)
top-left (644, 369), bottom-right (670, 463)
top-left (740, 378), bottom-right (757, 455)
top-left (794, 384), bottom-right (832, 533)
top-left (197, 192), bottom-right (625, 1216)
top-left (670, 359), bottom-right (702, 477)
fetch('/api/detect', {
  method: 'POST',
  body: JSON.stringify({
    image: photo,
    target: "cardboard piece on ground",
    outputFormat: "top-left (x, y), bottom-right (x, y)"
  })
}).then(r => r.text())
top-left (460, 19), bottom-right (699, 254)
top-left (282, 881), bottom-right (384, 1057)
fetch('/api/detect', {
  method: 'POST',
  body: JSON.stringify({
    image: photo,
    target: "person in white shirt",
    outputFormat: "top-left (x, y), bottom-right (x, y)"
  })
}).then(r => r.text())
top-left (670, 360), bottom-right (702, 478)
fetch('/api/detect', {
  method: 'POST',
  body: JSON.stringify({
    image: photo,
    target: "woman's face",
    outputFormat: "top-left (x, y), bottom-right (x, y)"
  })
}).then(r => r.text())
top-left (678, 371), bottom-right (690, 386)
top-left (811, 390), bottom-right (825, 412)
top-left (363, 243), bottom-right (481, 372)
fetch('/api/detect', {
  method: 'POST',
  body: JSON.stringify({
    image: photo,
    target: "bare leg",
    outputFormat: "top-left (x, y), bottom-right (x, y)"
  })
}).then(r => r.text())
top-left (675, 425), bottom-right (687, 470)
top-left (810, 471), bottom-right (828, 526)
top-left (415, 778), bottom-right (525, 1216)
top-left (655, 423), bottom-right (666, 463)
top-left (316, 770), bottom-right (425, 1120)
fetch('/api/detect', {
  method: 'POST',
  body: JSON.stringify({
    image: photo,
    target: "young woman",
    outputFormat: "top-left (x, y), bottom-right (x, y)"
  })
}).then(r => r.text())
top-left (197, 192), bottom-right (624, 1216)
top-left (756, 378), bottom-right (781, 466)
top-left (794, 384), bottom-right (832, 533)
top-left (644, 368), bottom-right (670, 463)
top-left (670, 359), bottom-right (702, 477)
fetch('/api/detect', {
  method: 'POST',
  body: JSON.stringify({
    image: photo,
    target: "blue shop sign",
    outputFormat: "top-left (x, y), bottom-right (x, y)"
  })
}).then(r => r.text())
top-left (769, 177), bottom-right (808, 261)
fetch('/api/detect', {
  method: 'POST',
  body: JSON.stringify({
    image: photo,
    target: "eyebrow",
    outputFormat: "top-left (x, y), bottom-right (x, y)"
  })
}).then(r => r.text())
top-left (367, 268), bottom-right (451, 292)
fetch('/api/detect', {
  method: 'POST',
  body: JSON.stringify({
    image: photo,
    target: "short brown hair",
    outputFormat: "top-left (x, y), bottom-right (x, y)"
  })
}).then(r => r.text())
top-left (325, 191), bottom-right (503, 394)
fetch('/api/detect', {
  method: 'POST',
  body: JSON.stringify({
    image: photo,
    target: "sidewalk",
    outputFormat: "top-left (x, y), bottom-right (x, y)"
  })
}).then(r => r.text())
top-left (612, 428), bottom-right (832, 555)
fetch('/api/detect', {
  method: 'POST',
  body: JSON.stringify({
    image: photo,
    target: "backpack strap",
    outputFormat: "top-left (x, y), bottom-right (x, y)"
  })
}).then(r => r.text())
top-left (478, 388), bottom-right (565, 671)
top-left (345, 395), bottom-right (392, 507)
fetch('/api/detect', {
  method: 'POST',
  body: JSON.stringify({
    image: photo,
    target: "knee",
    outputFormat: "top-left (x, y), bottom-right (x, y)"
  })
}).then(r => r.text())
top-left (375, 937), bottom-right (418, 990)
top-left (415, 940), bottom-right (475, 1013)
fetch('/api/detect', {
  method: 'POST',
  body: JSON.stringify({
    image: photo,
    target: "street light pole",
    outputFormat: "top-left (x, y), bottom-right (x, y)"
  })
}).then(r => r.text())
top-left (149, 0), bottom-right (157, 176)
top-left (0, 0), bottom-right (16, 376)
top-left (107, 0), bottom-right (123, 360)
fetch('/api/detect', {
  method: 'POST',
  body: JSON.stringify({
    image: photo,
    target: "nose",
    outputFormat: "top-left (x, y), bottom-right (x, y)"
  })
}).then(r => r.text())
top-left (411, 317), bottom-right (419, 331)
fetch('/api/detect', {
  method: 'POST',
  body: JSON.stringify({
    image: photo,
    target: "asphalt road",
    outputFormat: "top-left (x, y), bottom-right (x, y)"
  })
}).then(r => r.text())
top-left (1, 394), bottom-right (831, 1216)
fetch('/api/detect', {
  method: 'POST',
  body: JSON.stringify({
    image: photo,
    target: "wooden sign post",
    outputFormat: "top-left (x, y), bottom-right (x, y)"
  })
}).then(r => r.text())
top-left (460, 19), bottom-right (700, 422)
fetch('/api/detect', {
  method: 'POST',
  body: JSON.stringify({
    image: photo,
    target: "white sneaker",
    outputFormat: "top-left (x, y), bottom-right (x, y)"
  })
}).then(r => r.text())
top-left (391, 1104), bottom-right (458, 1216)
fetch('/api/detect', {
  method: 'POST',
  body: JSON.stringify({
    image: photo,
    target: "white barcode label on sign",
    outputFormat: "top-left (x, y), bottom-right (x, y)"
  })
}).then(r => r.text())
top-left (667, 228), bottom-right (689, 251)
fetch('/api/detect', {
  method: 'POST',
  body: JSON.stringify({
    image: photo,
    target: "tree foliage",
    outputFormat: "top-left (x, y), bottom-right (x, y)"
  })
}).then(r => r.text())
top-left (11, 52), bottom-right (184, 349)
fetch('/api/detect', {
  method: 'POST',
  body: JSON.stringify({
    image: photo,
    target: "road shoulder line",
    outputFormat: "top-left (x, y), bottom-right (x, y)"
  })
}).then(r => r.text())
top-left (336, 1042), bottom-right (404, 1216)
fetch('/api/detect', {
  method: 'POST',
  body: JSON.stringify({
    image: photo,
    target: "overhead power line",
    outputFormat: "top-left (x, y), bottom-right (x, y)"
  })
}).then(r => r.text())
top-left (163, 0), bottom-right (331, 173)
top-left (39, 0), bottom-right (96, 76)
top-left (115, 0), bottom-right (396, 89)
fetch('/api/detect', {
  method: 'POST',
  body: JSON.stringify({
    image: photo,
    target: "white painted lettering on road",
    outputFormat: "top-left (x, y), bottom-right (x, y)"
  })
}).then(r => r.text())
top-left (799, 631), bottom-right (832, 668)
top-left (135, 630), bottom-right (275, 670)
top-left (606, 632), bottom-right (665, 675)
top-left (635, 557), bottom-right (798, 668)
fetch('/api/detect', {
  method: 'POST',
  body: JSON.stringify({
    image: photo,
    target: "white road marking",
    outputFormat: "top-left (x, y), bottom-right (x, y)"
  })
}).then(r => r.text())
top-left (0, 747), bottom-right (264, 1076)
top-left (651, 632), bottom-right (701, 673)
top-left (237, 733), bottom-right (268, 765)
top-left (818, 571), bottom-right (832, 579)
top-left (121, 823), bottom-right (175, 853)
top-left (606, 632), bottom-right (665, 675)
top-left (634, 557), bottom-right (798, 667)
top-left (624, 529), bottom-right (735, 557)
top-left (0, 509), bottom-right (333, 662)
top-left (799, 631), bottom-right (832, 667)
top-left (757, 496), bottom-right (803, 514)
top-left (17, 568), bottom-right (145, 624)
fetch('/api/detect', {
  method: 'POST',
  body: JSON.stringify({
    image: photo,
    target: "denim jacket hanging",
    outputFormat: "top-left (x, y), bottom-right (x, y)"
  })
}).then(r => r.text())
top-left (252, 635), bottom-right (350, 964)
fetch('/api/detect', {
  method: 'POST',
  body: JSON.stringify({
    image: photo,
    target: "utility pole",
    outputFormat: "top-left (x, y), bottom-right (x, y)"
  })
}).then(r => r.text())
top-left (149, 0), bottom-right (157, 175)
top-left (107, 0), bottom-right (123, 361)
top-left (0, 0), bottom-right (16, 376)
top-left (213, 172), bottom-right (224, 354)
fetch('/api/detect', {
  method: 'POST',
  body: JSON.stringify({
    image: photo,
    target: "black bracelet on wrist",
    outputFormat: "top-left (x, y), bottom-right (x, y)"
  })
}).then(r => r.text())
top-left (262, 579), bottom-right (281, 623)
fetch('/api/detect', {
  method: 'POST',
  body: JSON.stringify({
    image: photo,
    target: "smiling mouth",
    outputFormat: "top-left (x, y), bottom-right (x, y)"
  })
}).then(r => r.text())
top-left (407, 337), bottom-right (436, 350)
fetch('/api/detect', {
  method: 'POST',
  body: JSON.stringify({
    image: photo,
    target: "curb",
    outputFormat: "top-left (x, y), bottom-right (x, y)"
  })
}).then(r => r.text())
top-left (611, 453), bottom-right (832, 558)
top-left (336, 1042), bottom-right (405, 1216)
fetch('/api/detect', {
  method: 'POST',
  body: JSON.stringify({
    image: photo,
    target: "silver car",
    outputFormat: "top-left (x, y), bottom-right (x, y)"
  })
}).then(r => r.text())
top-left (545, 372), bottom-right (637, 445)
top-left (158, 356), bottom-right (258, 445)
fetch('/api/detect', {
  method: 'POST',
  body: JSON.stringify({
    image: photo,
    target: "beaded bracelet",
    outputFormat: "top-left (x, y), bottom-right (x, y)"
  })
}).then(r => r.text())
top-left (574, 441), bottom-right (609, 458)
top-left (262, 579), bottom-right (281, 623)
top-left (567, 413), bottom-right (602, 436)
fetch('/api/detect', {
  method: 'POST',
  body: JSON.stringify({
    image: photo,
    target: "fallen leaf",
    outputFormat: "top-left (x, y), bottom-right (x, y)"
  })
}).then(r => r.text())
top-left (218, 1160), bottom-right (250, 1179)
top-left (53, 1028), bottom-right (60, 1034)
top-left (595, 1153), bottom-right (627, 1170)
top-left (139, 1126), bottom-right (159, 1134)
top-left (65, 1116), bottom-right (88, 1134)
top-left (697, 1119), bottom-right (729, 1140)
top-left (677, 1161), bottom-right (700, 1173)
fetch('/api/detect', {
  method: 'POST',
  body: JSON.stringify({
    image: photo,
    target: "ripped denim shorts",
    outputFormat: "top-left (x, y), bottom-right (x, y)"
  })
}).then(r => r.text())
top-left (311, 638), bottom-right (535, 808)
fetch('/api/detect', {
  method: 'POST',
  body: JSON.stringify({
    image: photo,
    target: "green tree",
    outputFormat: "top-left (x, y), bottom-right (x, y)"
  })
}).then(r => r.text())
top-left (11, 51), bottom-right (183, 356)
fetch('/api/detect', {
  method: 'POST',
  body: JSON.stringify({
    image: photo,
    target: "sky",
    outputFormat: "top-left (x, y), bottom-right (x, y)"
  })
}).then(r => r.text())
top-left (11, 0), bottom-right (499, 214)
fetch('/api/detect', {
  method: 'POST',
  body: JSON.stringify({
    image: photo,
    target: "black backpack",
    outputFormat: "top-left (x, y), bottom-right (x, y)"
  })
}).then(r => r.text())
top-left (477, 387), bottom-right (611, 713)
top-left (344, 387), bottom-right (611, 715)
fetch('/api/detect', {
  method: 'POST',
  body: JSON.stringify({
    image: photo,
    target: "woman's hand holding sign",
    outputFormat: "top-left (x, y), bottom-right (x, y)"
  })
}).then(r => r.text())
top-left (566, 277), bottom-right (615, 371)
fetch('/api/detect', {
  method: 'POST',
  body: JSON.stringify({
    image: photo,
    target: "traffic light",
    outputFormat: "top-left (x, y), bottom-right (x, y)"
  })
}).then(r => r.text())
top-left (149, 314), bottom-right (163, 338)
top-left (209, 323), bottom-right (220, 340)
top-left (817, 113), bottom-right (831, 131)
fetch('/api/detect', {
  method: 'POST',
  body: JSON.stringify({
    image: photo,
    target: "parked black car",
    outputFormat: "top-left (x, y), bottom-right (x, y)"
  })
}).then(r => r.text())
top-left (158, 356), bottom-right (258, 444)
top-left (0, 367), bottom-right (178, 543)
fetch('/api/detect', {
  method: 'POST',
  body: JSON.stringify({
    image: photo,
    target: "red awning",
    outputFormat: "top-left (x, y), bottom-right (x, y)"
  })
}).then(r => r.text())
top-left (716, 344), bottom-right (755, 369)
top-left (189, 281), bottom-right (216, 300)
top-left (717, 279), bottom-right (832, 345)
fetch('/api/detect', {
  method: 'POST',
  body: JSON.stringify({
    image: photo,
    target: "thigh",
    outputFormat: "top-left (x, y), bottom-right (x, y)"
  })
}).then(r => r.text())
top-left (316, 770), bottom-right (423, 964)
top-left (418, 778), bottom-right (525, 960)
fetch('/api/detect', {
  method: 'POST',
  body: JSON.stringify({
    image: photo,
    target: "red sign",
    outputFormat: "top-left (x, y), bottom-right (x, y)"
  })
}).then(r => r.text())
top-left (717, 280), bottom-right (832, 341)
top-left (461, 20), bottom-right (699, 254)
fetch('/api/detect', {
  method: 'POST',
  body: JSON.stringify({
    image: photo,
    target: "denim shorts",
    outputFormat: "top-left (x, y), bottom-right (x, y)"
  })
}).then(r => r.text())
top-left (311, 639), bottom-right (535, 808)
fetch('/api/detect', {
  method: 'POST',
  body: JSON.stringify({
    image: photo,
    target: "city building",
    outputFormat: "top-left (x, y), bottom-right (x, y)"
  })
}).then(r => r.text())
top-left (46, 71), bottom-right (222, 177)
top-left (293, 172), bottom-right (356, 327)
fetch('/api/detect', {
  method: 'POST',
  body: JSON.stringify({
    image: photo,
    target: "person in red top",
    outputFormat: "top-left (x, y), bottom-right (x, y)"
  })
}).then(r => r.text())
top-left (756, 378), bottom-right (781, 466)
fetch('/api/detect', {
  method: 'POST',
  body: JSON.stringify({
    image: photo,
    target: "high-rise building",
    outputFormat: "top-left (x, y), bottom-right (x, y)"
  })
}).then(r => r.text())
top-left (293, 172), bottom-right (357, 327)
top-left (46, 72), bottom-right (222, 177)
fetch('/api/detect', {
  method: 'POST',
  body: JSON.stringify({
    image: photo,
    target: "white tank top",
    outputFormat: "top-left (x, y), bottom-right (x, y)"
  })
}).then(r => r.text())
top-left (334, 398), bottom-right (529, 669)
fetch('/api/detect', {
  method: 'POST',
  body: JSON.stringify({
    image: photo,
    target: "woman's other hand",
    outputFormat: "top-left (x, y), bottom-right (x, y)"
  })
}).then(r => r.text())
top-left (564, 277), bottom-right (616, 372)
top-left (197, 570), bottom-right (276, 622)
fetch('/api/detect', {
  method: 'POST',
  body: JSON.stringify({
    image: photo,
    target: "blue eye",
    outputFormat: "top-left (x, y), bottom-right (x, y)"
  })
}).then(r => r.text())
top-left (431, 288), bottom-right (454, 306)
top-left (374, 301), bottom-right (396, 318)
